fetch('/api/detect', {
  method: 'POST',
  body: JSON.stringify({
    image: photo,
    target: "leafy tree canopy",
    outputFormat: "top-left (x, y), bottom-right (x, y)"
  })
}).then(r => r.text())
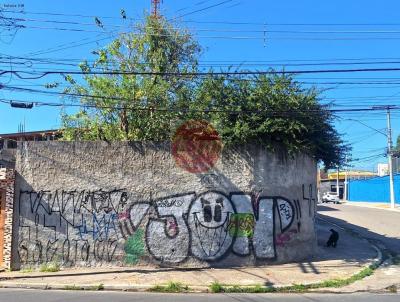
top-left (60, 14), bottom-right (348, 168)
top-left (396, 135), bottom-right (400, 150)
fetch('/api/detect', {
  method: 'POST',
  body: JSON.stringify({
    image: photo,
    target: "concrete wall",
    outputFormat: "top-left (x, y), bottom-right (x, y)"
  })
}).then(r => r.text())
top-left (0, 149), bottom-right (16, 169)
top-left (348, 174), bottom-right (400, 203)
top-left (12, 142), bottom-right (317, 269)
top-left (0, 168), bottom-right (15, 269)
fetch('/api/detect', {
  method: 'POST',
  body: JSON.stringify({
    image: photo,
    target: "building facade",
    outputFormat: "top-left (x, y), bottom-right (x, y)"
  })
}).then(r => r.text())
top-left (0, 130), bottom-right (60, 168)
top-left (318, 170), bottom-right (376, 201)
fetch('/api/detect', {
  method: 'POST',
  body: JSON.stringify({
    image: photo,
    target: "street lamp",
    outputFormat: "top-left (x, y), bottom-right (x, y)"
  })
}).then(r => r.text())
top-left (10, 102), bottom-right (34, 109)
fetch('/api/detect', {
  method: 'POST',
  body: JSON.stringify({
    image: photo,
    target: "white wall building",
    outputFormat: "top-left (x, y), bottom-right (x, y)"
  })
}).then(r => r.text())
top-left (377, 163), bottom-right (389, 177)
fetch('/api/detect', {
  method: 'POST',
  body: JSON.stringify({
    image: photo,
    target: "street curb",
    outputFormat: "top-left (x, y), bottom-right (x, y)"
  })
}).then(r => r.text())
top-left (0, 283), bottom-right (154, 292)
top-left (0, 282), bottom-right (211, 293)
top-left (341, 202), bottom-right (400, 213)
top-left (305, 259), bottom-right (399, 295)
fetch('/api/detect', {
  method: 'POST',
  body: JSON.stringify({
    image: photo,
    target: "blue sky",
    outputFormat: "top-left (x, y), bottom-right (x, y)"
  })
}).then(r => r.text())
top-left (1, 0), bottom-right (400, 171)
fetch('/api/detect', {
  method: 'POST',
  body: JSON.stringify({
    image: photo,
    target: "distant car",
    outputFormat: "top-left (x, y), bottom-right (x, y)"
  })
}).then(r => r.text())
top-left (322, 192), bottom-right (340, 204)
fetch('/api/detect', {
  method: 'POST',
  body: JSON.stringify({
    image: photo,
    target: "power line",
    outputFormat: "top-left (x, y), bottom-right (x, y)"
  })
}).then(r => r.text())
top-left (0, 97), bottom-right (333, 115)
top-left (0, 96), bottom-right (399, 114)
top-left (0, 9), bottom-right (138, 21)
top-left (24, 33), bottom-right (118, 57)
top-left (350, 153), bottom-right (387, 163)
top-left (175, 0), bottom-right (216, 13)
top-left (8, 56), bottom-right (400, 69)
top-left (14, 24), bottom-right (400, 40)
top-left (11, 79), bottom-right (400, 107)
top-left (4, 84), bottom-right (400, 108)
top-left (7, 9), bottom-right (400, 27)
top-left (341, 118), bottom-right (387, 136)
top-left (355, 147), bottom-right (387, 154)
top-left (7, 55), bottom-right (400, 65)
top-left (13, 16), bottom-right (400, 38)
top-left (0, 15), bottom-right (129, 29)
top-left (173, 0), bottom-right (235, 19)
top-left (4, 85), bottom-right (400, 112)
top-left (8, 72), bottom-right (400, 86)
top-left (6, 66), bottom-right (400, 80)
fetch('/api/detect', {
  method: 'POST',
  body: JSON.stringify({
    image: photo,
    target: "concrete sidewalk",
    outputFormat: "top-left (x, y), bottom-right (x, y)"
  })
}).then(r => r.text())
top-left (341, 202), bottom-right (400, 212)
top-left (0, 220), bottom-right (380, 292)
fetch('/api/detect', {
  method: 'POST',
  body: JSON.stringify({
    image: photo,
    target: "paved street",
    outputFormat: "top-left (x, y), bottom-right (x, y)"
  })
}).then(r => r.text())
top-left (318, 203), bottom-right (400, 255)
top-left (0, 289), bottom-right (398, 302)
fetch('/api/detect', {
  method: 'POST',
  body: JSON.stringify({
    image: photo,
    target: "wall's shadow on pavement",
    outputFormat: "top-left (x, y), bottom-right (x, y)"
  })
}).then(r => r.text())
top-left (307, 215), bottom-right (380, 266)
top-left (317, 211), bottom-right (400, 257)
top-left (317, 205), bottom-right (340, 212)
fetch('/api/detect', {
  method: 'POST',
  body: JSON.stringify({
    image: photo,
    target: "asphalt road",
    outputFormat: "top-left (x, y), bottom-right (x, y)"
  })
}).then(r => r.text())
top-left (0, 289), bottom-right (398, 302)
top-left (317, 203), bottom-right (400, 255)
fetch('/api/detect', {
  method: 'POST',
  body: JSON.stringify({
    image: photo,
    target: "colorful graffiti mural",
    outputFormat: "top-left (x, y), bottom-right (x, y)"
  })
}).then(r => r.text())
top-left (17, 188), bottom-right (314, 266)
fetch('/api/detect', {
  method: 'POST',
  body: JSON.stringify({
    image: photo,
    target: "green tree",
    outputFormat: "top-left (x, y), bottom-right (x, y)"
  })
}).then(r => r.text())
top-left (61, 15), bottom-right (201, 141)
top-left (60, 14), bottom-right (347, 168)
top-left (191, 74), bottom-right (348, 168)
top-left (396, 135), bottom-right (400, 150)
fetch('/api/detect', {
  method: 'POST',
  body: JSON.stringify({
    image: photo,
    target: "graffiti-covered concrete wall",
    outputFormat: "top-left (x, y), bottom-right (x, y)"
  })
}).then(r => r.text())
top-left (0, 168), bottom-right (15, 269)
top-left (12, 141), bottom-right (317, 269)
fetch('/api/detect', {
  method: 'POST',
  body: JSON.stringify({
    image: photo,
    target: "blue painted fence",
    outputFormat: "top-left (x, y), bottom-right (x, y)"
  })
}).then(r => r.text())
top-left (348, 174), bottom-right (400, 203)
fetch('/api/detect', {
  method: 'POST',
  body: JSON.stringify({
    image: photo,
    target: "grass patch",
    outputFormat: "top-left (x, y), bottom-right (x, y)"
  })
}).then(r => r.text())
top-left (210, 281), bottom-right (224, 293)
top-left (226, 284), bottom-right (276, 293)
top-left (149, 281), bottom-right (189, 293)
top-left (209, 284), bottom-right (277, 294)
top-left (89, 283), bottom-right (104, 291)
top-left (20, 267), bottom-right (34, 273)
top-left (64, 285), bottom-right (84, 291)
top-left (39, 262), bottom-right (61, 273)
top-left (208, 263), bottom-right (379, 293)
top-left (63, 284), bottom-right (104, 291)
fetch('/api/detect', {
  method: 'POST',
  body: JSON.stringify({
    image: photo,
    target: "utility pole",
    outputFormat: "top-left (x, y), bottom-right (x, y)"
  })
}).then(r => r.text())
top-left (387, 107), bottom-right (396, 209)
top-left (151, 0), bottom-right (162, 17)
top-left (371, 105), bottom-right (396, 208)
top-left (344, 156), bottom-right (348, 202)
top-left (336, 165), bottom-right (340, 198)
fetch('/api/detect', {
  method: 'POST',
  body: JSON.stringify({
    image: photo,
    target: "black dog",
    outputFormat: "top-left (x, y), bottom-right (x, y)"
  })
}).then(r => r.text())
top-left (326, 229), bottom-right (339, 248)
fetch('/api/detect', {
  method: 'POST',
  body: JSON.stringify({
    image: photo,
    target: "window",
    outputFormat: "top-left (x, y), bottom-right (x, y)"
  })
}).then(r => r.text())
top-left (7, 140), bottom-right (17, 149)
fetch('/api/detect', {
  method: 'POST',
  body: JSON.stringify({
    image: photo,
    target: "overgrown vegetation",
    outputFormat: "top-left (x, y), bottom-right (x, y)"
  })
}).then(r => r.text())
top-left (210, 281), bottom-right (224, 293)
top-left (209, 264), bottom-right (378, 293)
top-left (20, 267), bottom-right (34, 273)
top-left (149, 281), bottom-right (189, 293)
top-left (64, 285), bottom-right (84, 291)
top-left (63, 284), bottom-right (104, 291)
top-left (39, 262), bottom-right (61, 273)
top-left (59, 14), bottom-right (348, 168)
top-left (89, 283), bottom-right (105, 291)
